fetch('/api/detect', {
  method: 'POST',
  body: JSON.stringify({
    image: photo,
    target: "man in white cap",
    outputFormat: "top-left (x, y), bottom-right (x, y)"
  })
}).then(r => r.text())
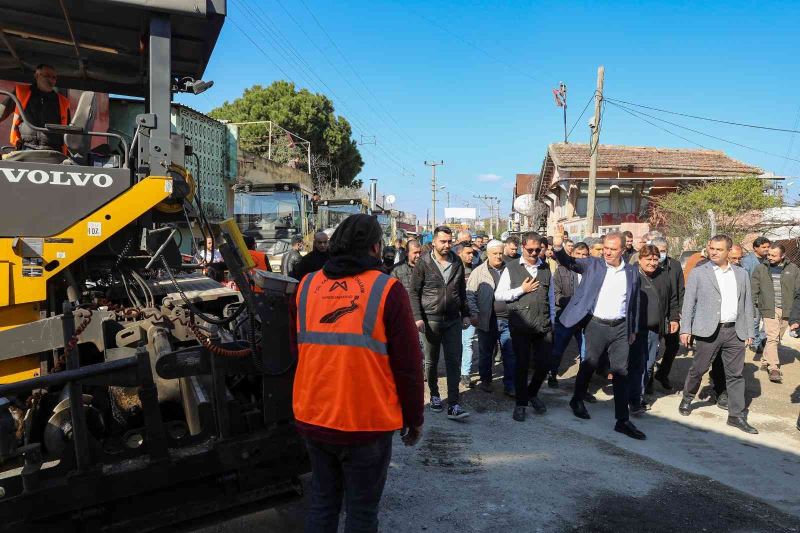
top-left (466, 239), bottom-right (516, 396)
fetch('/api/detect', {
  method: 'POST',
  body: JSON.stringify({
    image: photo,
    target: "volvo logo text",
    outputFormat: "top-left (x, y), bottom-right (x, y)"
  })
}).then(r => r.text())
top-left (0, 168), bottom-right (113, 188)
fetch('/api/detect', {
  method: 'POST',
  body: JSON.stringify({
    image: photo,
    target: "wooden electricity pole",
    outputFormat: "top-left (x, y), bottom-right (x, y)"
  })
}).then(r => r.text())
top-left (425, 160), bottom-right (444, 229)
top-left (586, 66), bottom-right (604, 236)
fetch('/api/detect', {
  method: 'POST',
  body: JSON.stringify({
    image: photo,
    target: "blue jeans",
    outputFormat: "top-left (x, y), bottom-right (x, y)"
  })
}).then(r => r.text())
top-left (461, 325), bottom-right (476, 376)
top-left (753, 309), bottom-right (765, 346)
top-left (551, 318), bottom-right (584, 373)
top-left (628, 329), bottom-right (660, 405)
top-left (304, 434), bottom-right (393, 533)
top-left (477, 318), bottom-right (516, 391)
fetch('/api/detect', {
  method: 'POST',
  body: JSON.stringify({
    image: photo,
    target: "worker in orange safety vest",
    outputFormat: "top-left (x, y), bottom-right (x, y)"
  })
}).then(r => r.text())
top-left (290, 213), bottom-right (424, 532)
top-left (0, 64), bottom-right (70, 153)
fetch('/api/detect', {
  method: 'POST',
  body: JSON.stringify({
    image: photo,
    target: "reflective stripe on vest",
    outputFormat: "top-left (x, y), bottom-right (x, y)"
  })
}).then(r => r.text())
top-left (10, 84), bottom-right (70, 153)
top-left (293, 269), bottom-right (402, 432)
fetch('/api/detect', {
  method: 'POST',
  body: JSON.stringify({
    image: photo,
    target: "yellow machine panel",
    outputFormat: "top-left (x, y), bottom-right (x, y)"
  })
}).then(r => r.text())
top-left (0, 176), bottom-right (173, 331)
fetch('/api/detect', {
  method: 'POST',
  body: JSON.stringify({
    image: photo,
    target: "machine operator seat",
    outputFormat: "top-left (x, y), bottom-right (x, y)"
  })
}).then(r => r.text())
top-left (2, 91), bottom-right (96, 165)
top-left (65, 91), bottom-right (95, 156)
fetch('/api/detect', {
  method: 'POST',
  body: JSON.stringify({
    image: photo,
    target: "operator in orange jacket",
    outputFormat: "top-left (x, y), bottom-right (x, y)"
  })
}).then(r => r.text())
top-left (0, 64), bottom-right (70, 153)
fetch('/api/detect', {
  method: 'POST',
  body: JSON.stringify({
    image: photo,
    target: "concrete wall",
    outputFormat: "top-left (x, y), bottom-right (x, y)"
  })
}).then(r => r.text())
top-left (236, 149), bottom-right (314, 192)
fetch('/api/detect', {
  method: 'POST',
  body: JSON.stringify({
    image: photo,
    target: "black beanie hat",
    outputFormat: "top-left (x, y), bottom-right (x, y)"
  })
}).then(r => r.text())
top-left (329, 214), bottom-right (383, 257)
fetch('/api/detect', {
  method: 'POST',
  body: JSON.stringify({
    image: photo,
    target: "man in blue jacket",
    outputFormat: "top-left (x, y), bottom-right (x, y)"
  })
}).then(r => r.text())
top-left (552, 231), bottom-right (644, 440)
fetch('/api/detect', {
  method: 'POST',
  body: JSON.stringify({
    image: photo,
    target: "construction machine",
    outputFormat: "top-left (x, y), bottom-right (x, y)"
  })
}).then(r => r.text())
top-left (0, 1), bottom-right (308, 531)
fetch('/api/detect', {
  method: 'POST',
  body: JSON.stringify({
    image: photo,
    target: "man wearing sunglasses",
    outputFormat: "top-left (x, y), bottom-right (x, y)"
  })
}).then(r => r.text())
top-left (494, 232), bottom-right (553, 422)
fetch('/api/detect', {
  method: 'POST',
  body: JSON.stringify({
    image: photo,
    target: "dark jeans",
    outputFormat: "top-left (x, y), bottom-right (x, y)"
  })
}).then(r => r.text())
top-left (682, 324), bottom-right (746, 417)
top-left (304, 434), bottom-right (393, 533)
top-left (628, 329), bottom-right (659, 405)
top-left (477, 318), bottom-right (515, 391)
top-left (573, 318), bottom-right (630, 421)
top-left (656, 331), bottom-right (680, 378)
top-left (551, 317), bottom-right (584, 372)
top-left (509, 327), bottom-right (551, 407)
top-left (423, 318), bottom-right (462, 406)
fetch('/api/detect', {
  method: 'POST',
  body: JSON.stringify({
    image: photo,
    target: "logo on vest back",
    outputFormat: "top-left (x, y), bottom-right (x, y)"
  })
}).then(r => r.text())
top-left (320, 296), bottom-right (360, 323)
top-left (329, 281), bottom-right (349, 292)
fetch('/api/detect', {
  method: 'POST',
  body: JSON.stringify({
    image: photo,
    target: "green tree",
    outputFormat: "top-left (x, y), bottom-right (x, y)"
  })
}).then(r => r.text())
top-left (650, 176), bottom-right (781, 248)
top-left (209, 81), bottom-right (364, 187)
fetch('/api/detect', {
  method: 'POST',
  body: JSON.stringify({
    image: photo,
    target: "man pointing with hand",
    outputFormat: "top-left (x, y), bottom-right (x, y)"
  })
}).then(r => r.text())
top-left (552, 231), bottom-right (644, 439)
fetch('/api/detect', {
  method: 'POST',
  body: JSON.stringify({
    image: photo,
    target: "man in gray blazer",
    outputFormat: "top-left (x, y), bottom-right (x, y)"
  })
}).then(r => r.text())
top-left (679, 234), bottom-right (758, 434)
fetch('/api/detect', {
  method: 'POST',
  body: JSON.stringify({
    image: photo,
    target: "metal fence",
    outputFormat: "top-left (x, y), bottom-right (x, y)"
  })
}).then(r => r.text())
top-left (225, 121), bottom-right (311, 175)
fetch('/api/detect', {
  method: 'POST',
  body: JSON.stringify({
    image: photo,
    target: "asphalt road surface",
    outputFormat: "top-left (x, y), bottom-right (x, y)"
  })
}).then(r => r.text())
top-left (183, 335), bottom-right (800, 533)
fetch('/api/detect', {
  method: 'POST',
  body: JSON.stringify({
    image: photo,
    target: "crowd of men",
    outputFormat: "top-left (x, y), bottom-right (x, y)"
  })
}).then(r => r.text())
top-left (381, 226), bottom-right (799, 439)
top-left (285, 215), bottom-right (799, 532)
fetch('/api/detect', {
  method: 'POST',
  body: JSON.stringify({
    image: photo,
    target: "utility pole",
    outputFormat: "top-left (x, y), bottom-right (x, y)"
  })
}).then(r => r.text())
top-left (474, 195), bottom-right (498, 237)
top-left (586, 66), bottom-right (604, 236)
top-left (553, 82), bottom-right (568, 143)
top-left (496, 198), bottom-right (502, 235)
top-left (425, 160), bottom-right (444, 229)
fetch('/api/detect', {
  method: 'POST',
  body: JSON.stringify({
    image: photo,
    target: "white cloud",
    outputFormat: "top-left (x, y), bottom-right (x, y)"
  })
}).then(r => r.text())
top-left (477, 173), bottom-right (502, 182)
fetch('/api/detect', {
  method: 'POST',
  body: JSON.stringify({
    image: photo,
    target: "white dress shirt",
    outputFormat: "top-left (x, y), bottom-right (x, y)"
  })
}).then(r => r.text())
top-left (494, 257), bottom-right (543, 302)
top-left (592, 261), bottom-right (628, 320)
top-left (713, 262), bottom-right (739, 323)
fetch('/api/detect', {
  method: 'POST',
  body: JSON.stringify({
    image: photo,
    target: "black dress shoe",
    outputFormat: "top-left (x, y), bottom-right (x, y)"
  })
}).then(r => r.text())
top-left (583, 393), bottom-right (597, 404)
top-left (654, 373), bottom-right (672, 391)
top-left (679, 396), bottom-right (693, 416)
top-left (570, 398), bottom-right (591, 419)
top-left (716, 391), bottom-right (729, 411)
top-left (529, 397), bottom-right (547, 414)
top-left (614, 419), bottom-right (646, 440)
top-left (547, 373), bottom-right (559, 388)
top-left (727, 416), bottom-right (758, 434)
top-left (512, 406), bottom-right (526, 422)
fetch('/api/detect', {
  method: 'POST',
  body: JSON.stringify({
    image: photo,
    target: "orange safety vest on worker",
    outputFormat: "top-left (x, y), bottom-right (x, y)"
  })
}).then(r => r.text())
top-left (293, 269), bottom-right (403, 432)
top-left (10, 84), bottom-right (70, 153)
top-left (246, 249), bottom-right (271, 293)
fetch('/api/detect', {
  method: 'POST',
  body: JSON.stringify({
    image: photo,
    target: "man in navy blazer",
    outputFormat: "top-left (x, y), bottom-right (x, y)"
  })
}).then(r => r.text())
top-left (553, 232), bottom-right (645, 440)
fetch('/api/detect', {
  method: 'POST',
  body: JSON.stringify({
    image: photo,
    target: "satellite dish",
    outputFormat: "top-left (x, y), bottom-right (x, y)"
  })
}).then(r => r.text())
top-left (513, 194), bottom-right (539, 216)
top-left (385, 194), bottom-right (396, 206)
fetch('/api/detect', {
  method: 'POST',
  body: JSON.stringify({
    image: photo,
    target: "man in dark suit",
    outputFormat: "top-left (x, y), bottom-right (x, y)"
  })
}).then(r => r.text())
top-left (553, 231), bottom-right (644, 440)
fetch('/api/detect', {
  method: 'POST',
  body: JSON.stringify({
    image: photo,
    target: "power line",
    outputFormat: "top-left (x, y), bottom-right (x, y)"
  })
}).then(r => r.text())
top-left (606, 101), bottom-right (709, 149)
top-left (246, 0), bottom-right (421, 176)
top-left (607, 100), bottom-right (800, 164)
top-left (293, 0), bottom-right (435, 160)
top-left (605, 97), bottom-right (800, 134)
top-left (780, 102), bottom-right (800, 174)
top-left (273, 0), bottom-right (426, 163)
top-left (232, 0), bottom-right (416, 177)
top-left (566, 92), bottom-right (596, 141)
top-left (227, 18), bottom-right (296, 83)
top-left (391, 1), bottom-right (539, 83)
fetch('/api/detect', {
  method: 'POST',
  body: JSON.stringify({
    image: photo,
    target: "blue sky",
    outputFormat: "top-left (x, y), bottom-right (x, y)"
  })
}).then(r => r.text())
top-left (180, 0), bottom-right (800, 223)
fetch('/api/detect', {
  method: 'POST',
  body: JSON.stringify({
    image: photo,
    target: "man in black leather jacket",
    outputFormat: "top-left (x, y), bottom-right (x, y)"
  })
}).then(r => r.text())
top-left (281, 235), bottom-right (304, 276)
top-left (410, 227), bottom-right (471, 420)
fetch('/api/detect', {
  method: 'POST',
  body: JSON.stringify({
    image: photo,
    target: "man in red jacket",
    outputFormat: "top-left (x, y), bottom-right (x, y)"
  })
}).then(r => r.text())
top-left (290, 214), bottom-right (424, 532)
